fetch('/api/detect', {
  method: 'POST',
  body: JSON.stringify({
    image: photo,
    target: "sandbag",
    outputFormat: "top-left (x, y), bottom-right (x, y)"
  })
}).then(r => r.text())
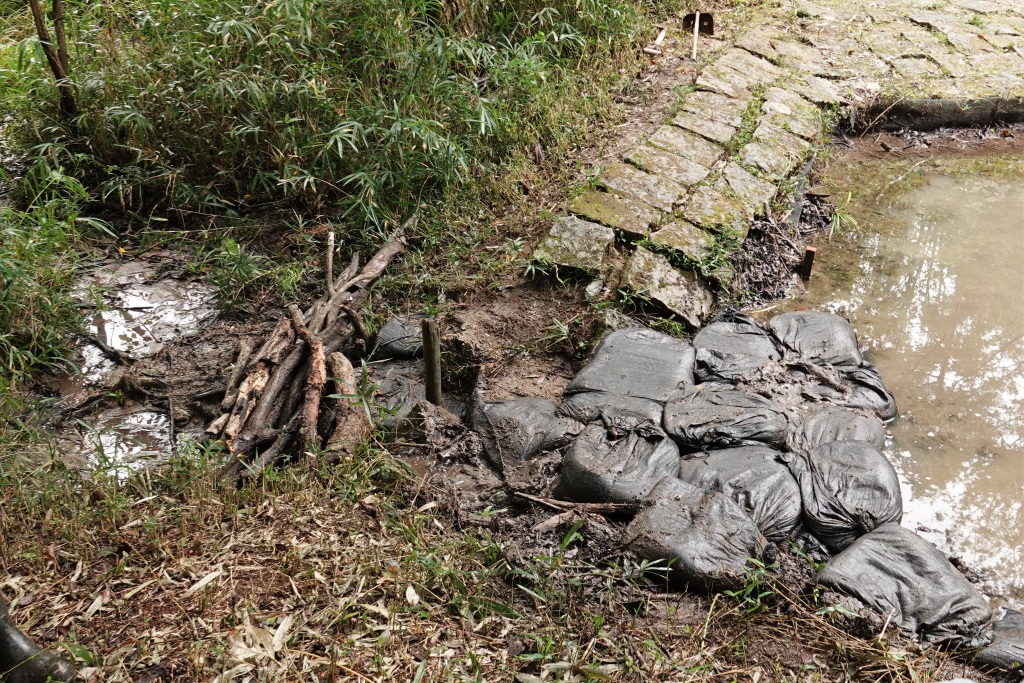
top-left (974, 609), bottom-right (1024, 672)
top-left (557, 391), bottom-right (664, 425)
top-left (789, 405), bottom-right (886, 453)
top-left (768, 311), bottom-right (864, 368)
top-left (373, 317), bottom-right (423, 360)
top-left (677, 446), bottom-right (802, 542)
top-left (558, 420), bottom-right (680, 503)
top-left (783, 441), bottom-right (902, 553)
top-left (372, 359), bottom-right (426, 429)
top-left (842, 365), bottom-right (899, 422)
top-left (471, 397), bottom-right (582, 473)
top-left (663, 384), bottom-right (790, 452)
top-left (565, 328), bottom-right (695, 403)
top-left (693, 312), bottom-right (781, 383)
top-left (624, 477), bottom-right (767, 590)
top-left (817, 523), bottom-right (993, 648)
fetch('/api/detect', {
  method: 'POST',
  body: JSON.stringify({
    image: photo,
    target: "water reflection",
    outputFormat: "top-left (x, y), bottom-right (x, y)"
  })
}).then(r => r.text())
top-left (801, 161), bottom-right (1024, 604)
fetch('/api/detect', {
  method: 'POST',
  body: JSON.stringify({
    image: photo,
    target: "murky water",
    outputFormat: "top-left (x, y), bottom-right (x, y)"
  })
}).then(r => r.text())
top-left (796, 156), bottom-right (1024, 604)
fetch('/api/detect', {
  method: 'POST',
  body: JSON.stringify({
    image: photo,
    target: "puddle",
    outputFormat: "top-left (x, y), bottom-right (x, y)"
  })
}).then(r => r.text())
top-left (794, 155), bottom-right (1024, 604)
top-left (63, 258), bottom-right (216, 473)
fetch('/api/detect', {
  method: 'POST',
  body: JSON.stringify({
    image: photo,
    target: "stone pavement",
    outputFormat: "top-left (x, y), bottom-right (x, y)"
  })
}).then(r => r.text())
top-left (532, 0), bottom-right (1024, 323)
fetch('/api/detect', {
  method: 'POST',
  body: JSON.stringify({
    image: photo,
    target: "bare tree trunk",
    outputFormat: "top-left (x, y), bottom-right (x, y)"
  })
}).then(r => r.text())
top-left (28, 0), bottom-right (76, 120)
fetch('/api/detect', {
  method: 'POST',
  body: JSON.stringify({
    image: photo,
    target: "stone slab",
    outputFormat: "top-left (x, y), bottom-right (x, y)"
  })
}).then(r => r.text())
top-left (789, 74), bottom-right (844, 105)
top-left (740, 122), bottom-right (812, 179)
top-left (671, 110), bottom-right (737, 145)
top-left (597, 163), bottom-right (684, 212)
top-left (649, 220), bottom-right (715, 262)
top-left (646, 125), bottom-right (723, 168)
top-left (681, 181), bottom-right (753, 238)
top-left (681, 91), bottom-right (750, 127)
top-left (567, 190), bottom-right (661, 239)
top-left (722, 162), bottom-right (776, 209)
top-left (621, 247), bottom-right (714, 328)
top-left (761, 88), bottom-right (822, 141)
top-left (532, 215), bottom-right (614, 274)
top-left (626, 144), bottom-right (711, 188)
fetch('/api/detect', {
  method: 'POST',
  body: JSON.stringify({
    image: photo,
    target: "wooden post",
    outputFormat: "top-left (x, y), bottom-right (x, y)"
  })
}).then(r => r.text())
top-left (691, 10), bottom-right (700, 61)
top-left (800, 246), bottom-right (817, 281)
top-left (422, 319), bottom-right (442, 405)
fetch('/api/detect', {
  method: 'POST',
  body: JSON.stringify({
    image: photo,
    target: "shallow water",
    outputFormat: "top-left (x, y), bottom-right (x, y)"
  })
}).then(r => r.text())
top-left (797, 156), bottom-right (1024, 604)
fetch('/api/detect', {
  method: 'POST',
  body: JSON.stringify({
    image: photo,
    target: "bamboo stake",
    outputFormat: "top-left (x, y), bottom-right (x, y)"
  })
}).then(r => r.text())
top-left (422, 319), bottom-right (442, 406)
top-left (691, 10), bottom-right (700, 61)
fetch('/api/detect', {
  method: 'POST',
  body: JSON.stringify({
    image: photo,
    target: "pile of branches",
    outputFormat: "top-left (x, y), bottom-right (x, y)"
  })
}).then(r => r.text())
top-left (205, 220), bottom-right (411, 482)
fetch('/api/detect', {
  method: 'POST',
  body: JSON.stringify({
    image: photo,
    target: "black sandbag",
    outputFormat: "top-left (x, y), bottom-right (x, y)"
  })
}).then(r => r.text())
top-left (768, 311), bottom-right (864, 368)
top-left (558, 391), bottom-right (664, 425)
top-left (974, 609), bottom-right (1024, 671)
top-left (663, 384), bottom-right (790, 452)
top-left (565, 328), bottom-right (695, 403)
top-left (372, 359), bottom-right (426, 429)
top-left (558, 420), bottom-right (680, 504)
top-left (790, 405), bottom-right (886, 453)
top-left (842, 365), bottom-right (899, 422)
top-left (623, 477), bottom-right (767, 590)
top-left (677, 445), bottom-right (802, 543)
top-left (471, 397), bottom-right (583, 473)
top-left (817, 523), bottom-right (993, 648)
top-left (693, 312), bottom-right (781, 383)
top-left (373, 317), bottom-right (423, 360)
top-left (783, 441), bottom-right (902, 552)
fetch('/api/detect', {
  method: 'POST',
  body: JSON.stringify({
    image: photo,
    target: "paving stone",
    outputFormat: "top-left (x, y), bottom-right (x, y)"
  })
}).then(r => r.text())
top-left (772, 40), bottom-right (840, 77)
top-left (722, 162), bottom-right (776, 209)
top-left (681, 91), bottom-right (750, 127)
top-left (909, 12), bottom-right (996, 54)
top-left (567, 190), bottom-right (661, 239)
top-left (626, 144), bottom-right (711, 188)
top-left (681, 181), bottom-right (752, 238)
top-left (671, 110), bottom-right (736, 145)
top-left (740, 120), bottom-right (812, 180)
top-left (788, 74), bottom-right (844, 104)
top-left (696, 49), bottom-right (783, 100)
top-left (761, 88), bottom-right (822, 141)
top-left (649, 220), bottom-right (715, 262)
top-left (621, 247), bottom-right (714, 328)
top-left (532, 216), bottom-right (615, 274)
top-left (736, 28), bottom-right (780, 62)
top-left (597, 163), bottom-right (684, 212)
top-left (696, 67), bottom-right (756, 100)
top-left (646, 126), bottom-right (723, 168)
top-left (890, 56), bottom-right (944, 80)
top-left (717, 48), bottom-right (785, 82)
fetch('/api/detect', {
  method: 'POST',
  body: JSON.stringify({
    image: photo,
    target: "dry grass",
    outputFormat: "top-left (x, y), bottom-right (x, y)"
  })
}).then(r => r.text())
top-left (0, 430), bottom-right (994, 683)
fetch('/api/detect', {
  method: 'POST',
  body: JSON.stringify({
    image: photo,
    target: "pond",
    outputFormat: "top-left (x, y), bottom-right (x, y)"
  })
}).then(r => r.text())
top-left (795, 155), bottom-right (1024, 605)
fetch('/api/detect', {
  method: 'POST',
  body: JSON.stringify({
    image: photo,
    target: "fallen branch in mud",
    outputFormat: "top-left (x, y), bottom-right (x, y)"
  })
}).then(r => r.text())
top-left (208, 217), bottom-right (413, 482)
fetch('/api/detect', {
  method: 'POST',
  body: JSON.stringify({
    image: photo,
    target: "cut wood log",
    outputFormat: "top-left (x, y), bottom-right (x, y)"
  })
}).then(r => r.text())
top-left (325, 352), bottom-right (372, 459)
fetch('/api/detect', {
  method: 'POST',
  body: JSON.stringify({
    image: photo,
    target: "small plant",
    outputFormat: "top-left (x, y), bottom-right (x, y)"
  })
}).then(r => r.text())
top-left (829, 191), bottom-right (858, 240)
top-left (723, 559), bottom-right (777, 616)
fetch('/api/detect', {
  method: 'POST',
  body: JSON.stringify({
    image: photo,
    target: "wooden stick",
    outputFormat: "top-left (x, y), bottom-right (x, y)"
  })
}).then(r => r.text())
top-left (422, 319), bottom-right (442, 405)
top-left (800, 246), bottom-right (817, 281)
top-left (325, 231), bottom-right (336, 298)
top-left (514, 492), bottom-right (640, 514)
top-left (220, 340), bottom-right (254, 411)
top-left (288, 305), bottom-right (326, 449)
top-left (692, 10), bottom-right (700, 61)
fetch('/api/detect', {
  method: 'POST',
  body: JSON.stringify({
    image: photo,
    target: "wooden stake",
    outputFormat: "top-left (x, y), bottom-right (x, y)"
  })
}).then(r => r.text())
top-left (800, 246), bottom-right (817, 281)
top-left (691, 10), bottom-right (700, 60)
top-left (422, 319), bottom-right (442, 406)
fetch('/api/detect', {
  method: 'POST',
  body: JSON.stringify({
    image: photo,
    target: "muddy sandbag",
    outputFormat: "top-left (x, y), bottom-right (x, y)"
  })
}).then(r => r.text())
top-left (372, 359), bottom-right (426, 429)
top-left (624, 477), bottom-right (767, 590)
top-left (817, 523), bottom-right (993, 648)
top-left (663, 384), bottom-right (790, 452)
top-left (783, 441), bottom-right (901, 552)
top-left (471, 397), bottom-right (582, 473)
top-left (373, 317), bottom-right (423, 360)
top-left (768, 311), bottom-right (864, 368)
top-left (693, 312), bottom-right (781, 383)
top-left (558, 420), bottom-right (680, 503)
top-left (790, 405), bottom-right (886, 453)
top-left (557, 391), bottom-right (664, 425)
top-left (842, 365), bottom-right (898, 422)
top-left (974, 609), bottom-right (1024, 671)
top-left (677, 445), bottom-right (802, 543)
top-left (565, 328), bottom-right (695, 403)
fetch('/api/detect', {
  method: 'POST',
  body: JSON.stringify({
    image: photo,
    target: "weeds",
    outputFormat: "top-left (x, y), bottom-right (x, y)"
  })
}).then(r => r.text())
top-left (830, 191), bottom-right (858, 240)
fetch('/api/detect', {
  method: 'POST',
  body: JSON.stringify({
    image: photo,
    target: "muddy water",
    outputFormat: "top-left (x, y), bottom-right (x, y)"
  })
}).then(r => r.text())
top-left (797, 156), bottom-right (1024, 604)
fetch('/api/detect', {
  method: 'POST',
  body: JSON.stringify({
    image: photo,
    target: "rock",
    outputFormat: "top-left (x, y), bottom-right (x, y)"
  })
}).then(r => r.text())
top-left (532, 215), bottom-right (615, 274)
top-left (625, 144), bottom-right (711, 188)
top-left (621, 247), bottom-right (715, 328)
top-left (671, 110), bottom-right (736, 145)
top-left (597, 163), bottom-right (684, 212)
top-left (649, 220), bottom-right (715, 262)
top-left (568, 190), bottom-right (661, 239)
top-left (645, 125), bottom-right (724, 168)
